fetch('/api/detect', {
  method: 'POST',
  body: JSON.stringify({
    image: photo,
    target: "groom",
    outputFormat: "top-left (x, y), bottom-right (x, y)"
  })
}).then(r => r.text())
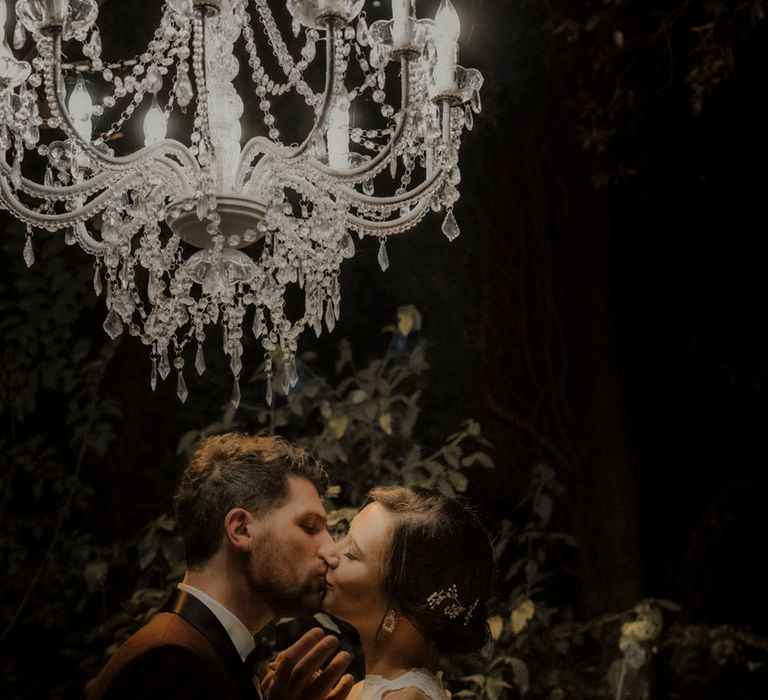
top-left (87, 433), bottom-right (354, 700)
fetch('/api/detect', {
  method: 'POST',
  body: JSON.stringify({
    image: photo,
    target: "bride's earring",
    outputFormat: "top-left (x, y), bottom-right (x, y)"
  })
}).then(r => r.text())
top-left (382, 610), bottom-right (398, 634)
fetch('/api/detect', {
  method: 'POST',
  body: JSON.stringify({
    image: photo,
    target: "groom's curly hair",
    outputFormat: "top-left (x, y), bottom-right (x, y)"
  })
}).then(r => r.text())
top-left (369, 485), bottom-right (496, 655)
top-left (175, 433), bottom-right (328, 567)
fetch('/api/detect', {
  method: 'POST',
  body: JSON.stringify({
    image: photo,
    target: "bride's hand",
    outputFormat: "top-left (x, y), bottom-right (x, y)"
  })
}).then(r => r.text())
top-left (261, 628), bottom-right (355, 700)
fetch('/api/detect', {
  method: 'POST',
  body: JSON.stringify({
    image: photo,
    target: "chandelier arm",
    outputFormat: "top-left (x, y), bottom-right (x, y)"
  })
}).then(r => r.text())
top-left (299, 56), bottom-right (412, 178)
top-left (0, 156), bottom-right (119, 200)
top-left (74, 221), bottom-right (106, 254)
top-left (336, 167), bottom-right (446, 209)
top-left (0, 173), bottom-right (139, 230)
top-left (345, 197), bottom-right (432, 234)
top-left (43, 33), bottom-right (202, 177)
top-left (286, 17), bottom-right (341, 160)
top-left (237, 56), bottom-right (413, 185)
top-left (327, 99), bottom-right (452, 208)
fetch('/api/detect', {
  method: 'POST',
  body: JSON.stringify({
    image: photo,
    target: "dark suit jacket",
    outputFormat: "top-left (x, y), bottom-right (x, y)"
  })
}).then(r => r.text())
top-left (86, 589), bottom-right (260, 700)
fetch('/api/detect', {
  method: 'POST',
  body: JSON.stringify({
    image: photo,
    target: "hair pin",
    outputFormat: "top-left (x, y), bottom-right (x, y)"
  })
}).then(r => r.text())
top-left (427, 584), bottom-right (479, 625)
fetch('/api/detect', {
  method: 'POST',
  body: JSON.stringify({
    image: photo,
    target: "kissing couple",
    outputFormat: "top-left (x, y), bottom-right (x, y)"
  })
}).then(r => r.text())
top-left (87, 433), bottom-right (495, 700)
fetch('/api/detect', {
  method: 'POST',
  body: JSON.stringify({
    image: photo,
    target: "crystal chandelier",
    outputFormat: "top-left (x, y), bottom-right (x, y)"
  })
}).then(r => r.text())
top-left (0, 0), bottom-right (483, 406)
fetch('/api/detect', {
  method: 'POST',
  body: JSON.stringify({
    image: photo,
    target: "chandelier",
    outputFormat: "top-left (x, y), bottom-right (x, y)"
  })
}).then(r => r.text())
top-left (0, 0), bottom-right (483, 406)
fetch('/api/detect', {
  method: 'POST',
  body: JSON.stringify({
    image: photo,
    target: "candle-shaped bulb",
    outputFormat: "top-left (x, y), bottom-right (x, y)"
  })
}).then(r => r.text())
top-left (68, 76), bottom-right (92, 122)
top-left (434, 0), bottom-right (460, 43)
top-left (143, 95), bottom-right (167, 146)
top-left (327, 92), bottom-right (350, 169)
top-left (391, 0), bottom-right (410, 46)
top-left (68, 75), bottom-right (93, 140)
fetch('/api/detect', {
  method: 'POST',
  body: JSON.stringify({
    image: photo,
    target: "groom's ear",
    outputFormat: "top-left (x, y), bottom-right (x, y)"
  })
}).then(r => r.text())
top-left (224, 507), bottom-right (259, 551)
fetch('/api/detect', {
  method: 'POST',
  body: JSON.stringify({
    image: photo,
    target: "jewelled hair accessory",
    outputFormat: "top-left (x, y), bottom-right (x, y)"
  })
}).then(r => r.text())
top-left (427, 584), bottom-right (480, 626)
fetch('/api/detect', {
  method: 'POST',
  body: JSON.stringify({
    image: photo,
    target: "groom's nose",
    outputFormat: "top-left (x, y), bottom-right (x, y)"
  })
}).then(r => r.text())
top-left (318, 541), bottom-right (340, 569)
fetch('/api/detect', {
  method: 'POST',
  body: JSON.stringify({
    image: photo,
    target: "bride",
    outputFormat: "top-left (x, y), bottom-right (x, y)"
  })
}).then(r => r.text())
top-left (317, 485), bottom-right (495, 700)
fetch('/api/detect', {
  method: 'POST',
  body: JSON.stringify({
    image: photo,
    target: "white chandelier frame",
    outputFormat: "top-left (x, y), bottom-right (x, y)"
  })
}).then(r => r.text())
top-left (0, 0), bottom-right (483, 406)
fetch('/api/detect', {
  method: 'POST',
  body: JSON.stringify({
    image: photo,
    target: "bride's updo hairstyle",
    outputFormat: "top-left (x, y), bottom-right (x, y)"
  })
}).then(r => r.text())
top-left (369, 485), bottom-right (495, 654)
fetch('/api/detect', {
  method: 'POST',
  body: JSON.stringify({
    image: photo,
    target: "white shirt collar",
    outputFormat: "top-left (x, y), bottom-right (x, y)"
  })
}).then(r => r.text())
top-left (178, 582), bottom-right (256, 662)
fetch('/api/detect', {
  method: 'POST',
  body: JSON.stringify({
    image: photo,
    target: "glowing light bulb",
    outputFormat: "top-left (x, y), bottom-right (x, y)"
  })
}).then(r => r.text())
top-left (391, 0), bottom-right (412, 46)
top-left (143, 95), bottom-right (167, 146)
top-left (68, 75), bottom-right (93, 140)
top-left (432, 0), bottom-right (461, 94)
top-left (434, 0), bottom-right (461, 43)
top-left (327, 93), bottom-right (350, 169)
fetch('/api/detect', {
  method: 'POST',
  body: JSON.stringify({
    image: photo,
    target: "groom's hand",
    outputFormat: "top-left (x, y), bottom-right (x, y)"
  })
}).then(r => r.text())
top-left (261, 628), bottom-right (355, 700)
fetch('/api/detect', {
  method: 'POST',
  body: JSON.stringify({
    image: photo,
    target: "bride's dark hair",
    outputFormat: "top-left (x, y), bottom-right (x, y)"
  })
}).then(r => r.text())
top-left (368, 485), bottom-right (495, 654)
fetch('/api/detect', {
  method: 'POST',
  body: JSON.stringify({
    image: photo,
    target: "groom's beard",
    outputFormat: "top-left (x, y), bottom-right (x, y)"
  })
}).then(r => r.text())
top-left (244, 536), bottom-right (325, 618)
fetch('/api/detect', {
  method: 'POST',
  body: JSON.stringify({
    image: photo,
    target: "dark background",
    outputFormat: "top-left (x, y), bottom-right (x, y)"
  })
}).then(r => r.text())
top-left (2, 0), bottom-right (768, 696)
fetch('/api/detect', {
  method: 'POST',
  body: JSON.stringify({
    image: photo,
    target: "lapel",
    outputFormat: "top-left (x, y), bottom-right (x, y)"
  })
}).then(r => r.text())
top-left (161, 588), bottom-right (261, 700)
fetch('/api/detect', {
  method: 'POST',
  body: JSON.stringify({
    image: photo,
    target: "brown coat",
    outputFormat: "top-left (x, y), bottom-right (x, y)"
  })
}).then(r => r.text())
top-left (86, 589), bottom-right (260, 700)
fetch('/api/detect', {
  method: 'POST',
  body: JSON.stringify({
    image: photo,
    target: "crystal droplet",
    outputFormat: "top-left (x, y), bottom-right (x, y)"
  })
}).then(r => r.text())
top-left (90, 30), bottom-right (102, 58)
top-left (195, 343), bottom-right (206, 375)
top-left (103, 307), bottom-right (123, 339)
top-left (325, 300), bottom-right (336, 332)
top-left (465, 105), bottom-right (473, 131)
top-left (176, 68), bottom-right (193, 108)
top-left (177, 370), bottom-right (188, 403)
top-left (146, 65), bottom-right (163, 94)
top-left (252, 307), bottom-right (264, 339)
top-left (377, 239), bottom-right (389, 271)
top-left (64, 229), bottom-right (76, 246)
top-left (265, 371), bottom-right (273, 406)
top-left (471, 90), bottom-right (482, 114)
top-left (23, 236), bottom-right (35, 267)
top-left (10, 160), bottom-right (21, 190)
top-left (357, 15), bottom-right (369, 46)
top-left (303, 36), bottom-right (316, 62)
top-left (93, 266), bottom-right (102, 296)
top-left (13, 23), bottom-right (26, 50)
top-left (150, 359), bottom-right (157, 391)
top-left (442, 209), bottom-right (460, 241)
top-left (389, 154), bottom-right (397, 179)
top-left (196, 195), bottom-right (209, 221)
top-left (231, 378), bottom-right (241, 409)
top-left (340, 231), bottom-right (355, 258)
top-left (158, 351), bottom-right (171, 380)
top-left (230, 353), bottom-right (242, 378)
top-left (44, 166), bottom-right (54, 188)
top-left (292, 18), bottom-right (301, 37)
top-left (287, 356), bottom-right (298, 388)
top-left (363, 179), bottom-right (374, 196)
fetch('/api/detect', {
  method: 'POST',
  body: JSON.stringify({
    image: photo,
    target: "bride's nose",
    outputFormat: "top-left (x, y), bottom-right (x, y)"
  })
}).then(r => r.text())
top-left (318, 540), bottom-right (340, 569)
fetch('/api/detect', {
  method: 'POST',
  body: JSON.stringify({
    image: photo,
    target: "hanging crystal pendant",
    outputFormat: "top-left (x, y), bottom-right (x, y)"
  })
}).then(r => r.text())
top-left (93, 266), bottom-right (102, 296)
top-left (325, 300), bottom-right (336, 332)
top-left (356, 14), bottom-right (369, 45)
top-left (13, 23), bottom-right (26, 50)
top-left (177, 370), bottom-right (189, 403)
top-left (442, 209), bottom-right (460, 241)
top-left (103, 307), bottom-right (123, 339)
top-left (252, 307), bottom-right (264, 338)
top-left (465, 105), bottom-right (473, 131)
top-left (176, 68), bottom-right (193, 109)
top-left (23, 236), bottom-right (35, 268)
top-left (378, 239), bottom-right (389, 271)
top-left (231, 378), bottom-right (241, 409)
top-left (158, 351), bottom-right (171, 380)
top-left (150, 358), bottom-right (157, 391)
top-left (195, 343), bottom-right (206, 375)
